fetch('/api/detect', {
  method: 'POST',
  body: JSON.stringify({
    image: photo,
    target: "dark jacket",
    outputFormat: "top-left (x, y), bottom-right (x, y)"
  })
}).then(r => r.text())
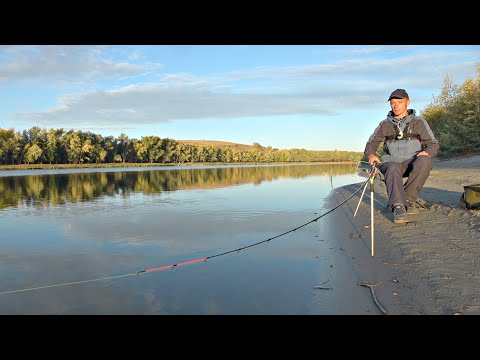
top-left (364, 109), bottom-right (440, 163)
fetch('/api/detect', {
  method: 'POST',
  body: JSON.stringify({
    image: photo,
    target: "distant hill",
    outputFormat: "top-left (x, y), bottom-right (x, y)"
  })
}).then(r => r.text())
top-left (177, 140), bottom-right (255, 151)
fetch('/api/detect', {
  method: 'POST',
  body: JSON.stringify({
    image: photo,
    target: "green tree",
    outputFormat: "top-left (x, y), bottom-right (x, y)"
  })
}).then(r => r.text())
top-left (24, 143), bottom-right (43, 164)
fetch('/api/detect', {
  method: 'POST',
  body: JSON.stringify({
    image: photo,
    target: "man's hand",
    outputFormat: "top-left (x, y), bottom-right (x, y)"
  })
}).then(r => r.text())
top-left (416, 151), bottom-right (430, 157)
top-left (368, 154), bottom-right (381, 166)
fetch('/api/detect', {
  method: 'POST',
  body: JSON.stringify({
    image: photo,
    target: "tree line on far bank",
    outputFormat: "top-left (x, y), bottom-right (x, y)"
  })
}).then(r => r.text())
top-left (0, 128), bottom-right (362, 166)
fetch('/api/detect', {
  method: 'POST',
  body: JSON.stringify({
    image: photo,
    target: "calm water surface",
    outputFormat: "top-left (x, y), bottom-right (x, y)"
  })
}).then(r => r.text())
top-left (0, 163), bottom-right (364, 314)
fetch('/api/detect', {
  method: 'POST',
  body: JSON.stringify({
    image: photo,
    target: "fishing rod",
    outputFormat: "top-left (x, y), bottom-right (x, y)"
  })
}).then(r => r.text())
top-left (354, 162), bottom-right (380, 256)
top-left (0, 169), bottom-right (377, 297)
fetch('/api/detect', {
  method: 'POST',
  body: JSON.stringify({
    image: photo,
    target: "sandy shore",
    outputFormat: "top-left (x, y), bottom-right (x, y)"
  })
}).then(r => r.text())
top-left (325, 154), bottom-right (480, 315)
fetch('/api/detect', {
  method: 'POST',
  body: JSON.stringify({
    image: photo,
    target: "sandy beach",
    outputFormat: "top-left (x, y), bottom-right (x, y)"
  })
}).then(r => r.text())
top-left (324, 154), bottom-right (480, 315)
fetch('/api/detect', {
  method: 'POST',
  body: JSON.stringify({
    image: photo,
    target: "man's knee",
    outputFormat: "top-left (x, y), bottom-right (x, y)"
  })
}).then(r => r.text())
top-left (414, 155), bottom-right (433, 171)
top-left (380, 162), bottom-right (403, 175)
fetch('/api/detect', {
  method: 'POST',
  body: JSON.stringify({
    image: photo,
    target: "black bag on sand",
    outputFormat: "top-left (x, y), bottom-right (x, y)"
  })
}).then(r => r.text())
top-left (460, 183), bottom-right (480, 210)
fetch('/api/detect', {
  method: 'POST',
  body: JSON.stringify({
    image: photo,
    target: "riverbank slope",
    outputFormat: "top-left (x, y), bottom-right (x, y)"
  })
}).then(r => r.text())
top-left (324, 154), bottom-right (480, 315)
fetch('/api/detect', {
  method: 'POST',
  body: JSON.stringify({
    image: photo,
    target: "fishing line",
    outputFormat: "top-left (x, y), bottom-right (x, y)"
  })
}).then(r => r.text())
top-left (0, 166), bottom-right (377, 296)
top-left (0, 273), bottom-right (138, 296)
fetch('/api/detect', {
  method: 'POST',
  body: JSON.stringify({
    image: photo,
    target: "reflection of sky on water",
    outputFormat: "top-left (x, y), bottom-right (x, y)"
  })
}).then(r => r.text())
top-left (0, 166), bottom-right (363, 314)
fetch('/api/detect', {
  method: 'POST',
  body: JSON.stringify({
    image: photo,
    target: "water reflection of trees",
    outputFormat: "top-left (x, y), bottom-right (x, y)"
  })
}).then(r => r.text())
top-left (0, 164), bottom-right (359, 210)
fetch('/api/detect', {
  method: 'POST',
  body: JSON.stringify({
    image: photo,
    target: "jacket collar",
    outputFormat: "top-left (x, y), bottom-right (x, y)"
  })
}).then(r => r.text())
top-left (387, 109), bottom-right (416, 125)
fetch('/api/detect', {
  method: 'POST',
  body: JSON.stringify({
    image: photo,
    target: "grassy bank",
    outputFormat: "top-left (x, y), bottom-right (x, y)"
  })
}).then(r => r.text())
top-left (0, 163), bottom-right (176, 171)
top-left (0, 161), bottom-right (361, 171)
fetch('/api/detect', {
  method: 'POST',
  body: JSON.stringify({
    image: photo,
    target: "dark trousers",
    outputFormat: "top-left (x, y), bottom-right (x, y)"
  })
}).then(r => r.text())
top-left (378, 155), bottom-right (433, 210)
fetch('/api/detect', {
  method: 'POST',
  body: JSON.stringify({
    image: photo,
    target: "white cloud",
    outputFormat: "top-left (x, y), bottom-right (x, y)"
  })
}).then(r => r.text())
top-left (0, 45), bottom-right (162, 84)
top-left (13, 83), bottom-right (338, 131)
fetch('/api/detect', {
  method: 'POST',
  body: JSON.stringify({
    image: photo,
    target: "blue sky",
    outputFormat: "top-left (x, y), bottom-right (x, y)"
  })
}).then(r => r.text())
top-left (0, 45), bottom-right (479, 152)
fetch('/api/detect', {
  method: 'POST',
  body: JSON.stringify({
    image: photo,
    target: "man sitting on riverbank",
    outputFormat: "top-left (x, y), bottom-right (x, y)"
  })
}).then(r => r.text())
top-left (364, 89), bottom-right (440, 224)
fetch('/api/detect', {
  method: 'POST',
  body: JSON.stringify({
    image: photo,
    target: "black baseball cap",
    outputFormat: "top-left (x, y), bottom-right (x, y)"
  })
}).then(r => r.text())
top-left (388, 89), bottom-right (409, 101)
